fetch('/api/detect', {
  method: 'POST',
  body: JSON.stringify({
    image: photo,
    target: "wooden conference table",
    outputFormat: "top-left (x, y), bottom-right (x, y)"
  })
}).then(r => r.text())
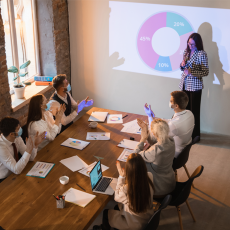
top-left (0, 107), bottom-right (148, 230)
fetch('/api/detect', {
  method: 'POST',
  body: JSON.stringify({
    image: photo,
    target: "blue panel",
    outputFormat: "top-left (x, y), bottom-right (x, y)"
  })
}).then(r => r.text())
top-left (154, 56), bottom-right (172, 71)
top-left (166, 12), bottom-right (193, 36)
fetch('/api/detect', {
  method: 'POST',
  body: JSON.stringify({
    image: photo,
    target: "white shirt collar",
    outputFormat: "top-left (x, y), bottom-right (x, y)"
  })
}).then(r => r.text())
top-left (56, 91), bottom-right (68, 101)
top-left (1, 134), bottom-right (14, 146)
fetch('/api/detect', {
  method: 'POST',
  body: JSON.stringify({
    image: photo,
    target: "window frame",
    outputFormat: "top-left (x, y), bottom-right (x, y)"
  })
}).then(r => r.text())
top-left (5, 0), bottom-right (40, 92)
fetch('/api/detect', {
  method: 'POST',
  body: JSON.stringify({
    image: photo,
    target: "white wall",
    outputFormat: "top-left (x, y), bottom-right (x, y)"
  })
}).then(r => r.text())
top-left (68, 0), bottom-right (230, 136)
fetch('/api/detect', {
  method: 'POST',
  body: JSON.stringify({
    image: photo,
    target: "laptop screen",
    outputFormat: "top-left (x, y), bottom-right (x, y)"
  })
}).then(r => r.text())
top-left (90, 161), bottom-right (102, 190)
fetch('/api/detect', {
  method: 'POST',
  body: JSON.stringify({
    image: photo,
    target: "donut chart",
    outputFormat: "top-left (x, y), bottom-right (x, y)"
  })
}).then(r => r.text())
top-left (137, 12), bottom-right (194, 72)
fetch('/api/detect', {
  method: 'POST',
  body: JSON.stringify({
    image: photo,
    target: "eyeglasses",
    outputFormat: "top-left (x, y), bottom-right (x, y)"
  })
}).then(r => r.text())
top-left (188, 42), bottom-right (196, 47)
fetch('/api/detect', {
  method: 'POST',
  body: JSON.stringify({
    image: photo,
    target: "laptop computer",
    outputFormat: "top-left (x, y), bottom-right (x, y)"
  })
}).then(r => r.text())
top-left (89, 161), bottom-right (117, 195)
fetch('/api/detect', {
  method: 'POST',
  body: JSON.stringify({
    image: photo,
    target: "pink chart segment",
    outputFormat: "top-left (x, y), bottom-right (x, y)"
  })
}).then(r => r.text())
top-left (137, 11), bottom-right (194, 72)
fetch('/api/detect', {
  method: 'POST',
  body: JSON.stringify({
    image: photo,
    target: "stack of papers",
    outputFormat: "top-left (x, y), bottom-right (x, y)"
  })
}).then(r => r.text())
top-left (107, 114), bottom-right (123, 124)
top-left (61, 138), bottom-right (90, 150)
top-left (117, 139), bottom-right (145, 150)
top-left (63, 188), bottom-right (96, 208)
top-left (88, 112), bottom-right (108, 122)
top-left (120, 119), bottom-right (141, 135)
top-left (117, 149), bottom-right (134, 162)
top-left (78, 161), bottom-right (109, 177)
top-left (86, 132), bottom-right (110, 140)
top-left (60, 155), bottom-right (88, 172)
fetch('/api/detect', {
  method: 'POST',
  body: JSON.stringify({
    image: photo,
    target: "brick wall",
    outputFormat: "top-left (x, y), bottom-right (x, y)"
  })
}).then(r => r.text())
top-left (0, 8), bottom-right (11, 119)
top-left (0, 0), bottom-right (71, 125)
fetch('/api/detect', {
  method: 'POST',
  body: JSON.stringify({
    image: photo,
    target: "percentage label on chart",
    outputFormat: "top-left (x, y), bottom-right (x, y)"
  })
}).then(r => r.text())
top-left (158, 63), bottom-right (169, 68)
top-left (174, 22), bottom-right (184, 26)
top-left (140, 36), bottom-right (151, 41)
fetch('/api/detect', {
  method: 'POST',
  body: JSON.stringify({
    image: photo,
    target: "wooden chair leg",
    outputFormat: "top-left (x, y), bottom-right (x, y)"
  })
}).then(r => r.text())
top-left (183, 165), bottom-right (195, 188)
top-left (176, 205), bottom-right (183, 230)
top-left (175, 169), bottom-right (178, 181)
top-left (186, 200), bottom-right (196, 222)
top-left (154, 202), bottom-right (160, 212)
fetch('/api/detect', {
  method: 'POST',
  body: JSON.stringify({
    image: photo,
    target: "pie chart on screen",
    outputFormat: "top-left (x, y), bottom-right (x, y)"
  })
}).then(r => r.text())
top-left (137, 11), bottom-right (194, 72)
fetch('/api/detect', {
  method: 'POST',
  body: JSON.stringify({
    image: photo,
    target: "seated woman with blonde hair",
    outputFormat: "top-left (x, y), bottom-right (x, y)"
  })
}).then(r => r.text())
top-left (26, 94), bottom-right (65, 151)
top-left (135, 118), bottom-right (176, 197)
top-left (93, 153), bottom-right (154, 230)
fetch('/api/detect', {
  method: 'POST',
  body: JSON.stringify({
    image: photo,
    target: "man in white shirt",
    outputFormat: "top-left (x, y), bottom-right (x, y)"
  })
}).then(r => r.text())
top-left (0, 117), bottom-right (45, 183)
top-left (49, 74), bottom-right (93, 133)
top-left (145, 91), bottom-right (194, 158)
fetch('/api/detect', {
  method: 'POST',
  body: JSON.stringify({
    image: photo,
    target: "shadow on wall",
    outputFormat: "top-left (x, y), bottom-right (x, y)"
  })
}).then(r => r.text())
top-left (198, 22), bottom-right (230, 135)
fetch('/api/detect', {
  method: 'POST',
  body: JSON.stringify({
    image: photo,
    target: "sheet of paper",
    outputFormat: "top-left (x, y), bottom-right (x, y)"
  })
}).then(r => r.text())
top-left (121, 119), bottom-right (141, 134)
top-left (78, 161), bottom-right (109, 177)
top-left (86, 132), bottom-right (110, 140)
top-left (61, 138), bottom-right (90, 150)
top-left (63, 188), bottom-right (96, 208)
top-left (60, 155), bottom-right (88, 172)
top-left (107, 114), bottom-right (123, 124)
top-left (26, 162), bottom-right (54, 178)
top-left (88, 111), bottom-right (108, 122)
top-left (117, 139), bottom-right (145, 150)
top-left (117, 149), bottom-right (135, 162)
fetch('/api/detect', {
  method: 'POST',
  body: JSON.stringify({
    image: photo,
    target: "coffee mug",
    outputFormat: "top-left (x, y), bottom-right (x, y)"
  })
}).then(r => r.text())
top-left (89, 122), bottom-right (98, 128)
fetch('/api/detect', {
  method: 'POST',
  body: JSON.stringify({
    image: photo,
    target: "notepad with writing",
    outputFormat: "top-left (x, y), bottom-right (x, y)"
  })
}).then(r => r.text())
top-left (88, 111), bottom-right (108, 122)
top-left (63, 188), bottom-right (96, 208)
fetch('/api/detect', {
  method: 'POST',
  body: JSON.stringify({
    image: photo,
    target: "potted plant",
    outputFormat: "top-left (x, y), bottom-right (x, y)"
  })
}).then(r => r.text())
top-left (8, 60), bottom-right (31, 99)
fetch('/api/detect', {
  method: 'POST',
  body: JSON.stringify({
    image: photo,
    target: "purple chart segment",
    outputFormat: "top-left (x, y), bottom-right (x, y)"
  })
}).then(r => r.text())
top-left (137, 12), bottom-right (167, 69)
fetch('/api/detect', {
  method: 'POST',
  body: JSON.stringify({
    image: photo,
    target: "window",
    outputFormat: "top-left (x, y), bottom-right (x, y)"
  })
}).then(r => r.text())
top-left (1, 0), bottom-right (40, 92)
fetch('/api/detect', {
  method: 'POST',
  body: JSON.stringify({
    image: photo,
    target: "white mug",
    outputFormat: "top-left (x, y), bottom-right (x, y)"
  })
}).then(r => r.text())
top-left (89, 122), bottom-right (98, 128)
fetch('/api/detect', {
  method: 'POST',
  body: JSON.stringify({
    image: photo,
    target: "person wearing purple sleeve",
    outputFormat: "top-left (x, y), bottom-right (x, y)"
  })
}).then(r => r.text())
top-left (179, 33), bottom-right (209, 140)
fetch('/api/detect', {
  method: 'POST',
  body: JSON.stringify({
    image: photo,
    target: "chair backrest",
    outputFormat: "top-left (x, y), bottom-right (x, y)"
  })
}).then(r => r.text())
top-left (144, 195), bottom-right (172, 230)
top-left (173, 144), bottom-right (192, 170)
top-left (192, 136), bottom-right (200, 145)
top-left (171, 165), bottom-right (204, 206)
top-left (173, 136), bottom-right (199, 171)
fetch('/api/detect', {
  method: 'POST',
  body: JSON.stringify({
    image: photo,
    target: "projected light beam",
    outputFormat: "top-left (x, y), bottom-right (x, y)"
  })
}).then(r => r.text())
top-left (137, 12), bottom-right (194, 72)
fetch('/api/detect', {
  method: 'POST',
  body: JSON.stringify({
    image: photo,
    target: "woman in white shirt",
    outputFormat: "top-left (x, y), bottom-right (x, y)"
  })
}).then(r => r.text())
top-left (93, 153), bottom-right (154, 230)
top-left (26, 94), bottom-right (65, 151)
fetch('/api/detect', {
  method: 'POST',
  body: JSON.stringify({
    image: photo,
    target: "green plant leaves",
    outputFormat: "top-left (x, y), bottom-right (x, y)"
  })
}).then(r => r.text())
top-left (20, 60), bottom-right (31, 69)
top-left (19, 72), bottom-right (28, 77)
top-left (22, 81), bottom-right (31, 85)
top-left (13, 76), bottom-right (18, 81)
top-left (8, 66), bottom-right (18, 73)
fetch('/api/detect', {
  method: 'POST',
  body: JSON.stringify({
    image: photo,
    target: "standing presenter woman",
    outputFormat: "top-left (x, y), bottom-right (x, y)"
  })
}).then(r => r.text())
top-left (179, 33), bottom-right (209, 140)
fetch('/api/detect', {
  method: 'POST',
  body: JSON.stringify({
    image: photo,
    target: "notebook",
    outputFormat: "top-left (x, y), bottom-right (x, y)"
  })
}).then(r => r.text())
top-left (88, 112), bottom-right (108, 122)
top-left (60, 155), bottom-right (88, 172)
top-left (117, 139), bottom-right (146, 150)
top-left (63, 188), bottom-right (96, 208)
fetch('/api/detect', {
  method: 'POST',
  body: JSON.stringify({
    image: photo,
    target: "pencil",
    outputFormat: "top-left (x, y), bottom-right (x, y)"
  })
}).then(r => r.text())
top-left (76, 183), bottom-right (86, 191)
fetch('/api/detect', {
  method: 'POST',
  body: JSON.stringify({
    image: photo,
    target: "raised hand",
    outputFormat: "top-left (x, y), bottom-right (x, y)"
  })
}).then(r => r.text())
top-left (116, 161), bottom-right (125, 177)
top-left (56, 104), bottom-right (66, 122)
top-left (144, 103), bottom-right (155, 118)
top-left (26, 136), bottom-right (34, 154)
top-left (137, 118), bottom-right (149, 142)
top-left (34, 131), bottom-right (46, 148)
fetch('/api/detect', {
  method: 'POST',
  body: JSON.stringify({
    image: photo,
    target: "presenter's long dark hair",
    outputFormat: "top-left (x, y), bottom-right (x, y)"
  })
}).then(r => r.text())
top-left (185, 33), bottom-right (204, 56)
top-left (126, 153), bottom-right (154, 213)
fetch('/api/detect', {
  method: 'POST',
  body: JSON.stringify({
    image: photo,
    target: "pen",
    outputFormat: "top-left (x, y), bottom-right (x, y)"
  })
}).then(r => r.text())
top-left (122, 115), bottom-right (128, 119)
top-left (76, 183), bottom-right (86, 191)
top-left (53, 194), bottom-right (58, 200)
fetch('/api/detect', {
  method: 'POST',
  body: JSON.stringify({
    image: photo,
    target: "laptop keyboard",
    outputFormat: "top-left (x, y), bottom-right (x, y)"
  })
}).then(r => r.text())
top-left (95, 177), bottom-right (113, 192)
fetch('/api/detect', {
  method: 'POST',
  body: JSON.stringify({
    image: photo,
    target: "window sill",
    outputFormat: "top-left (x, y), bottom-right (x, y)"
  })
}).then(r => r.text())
top-left (11, 82), bottom-right (53, 112)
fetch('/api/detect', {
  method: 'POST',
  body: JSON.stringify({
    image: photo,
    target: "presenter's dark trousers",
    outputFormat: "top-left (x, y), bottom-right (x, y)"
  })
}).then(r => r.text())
top-left (183, 89), bottom-right (202, 139)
